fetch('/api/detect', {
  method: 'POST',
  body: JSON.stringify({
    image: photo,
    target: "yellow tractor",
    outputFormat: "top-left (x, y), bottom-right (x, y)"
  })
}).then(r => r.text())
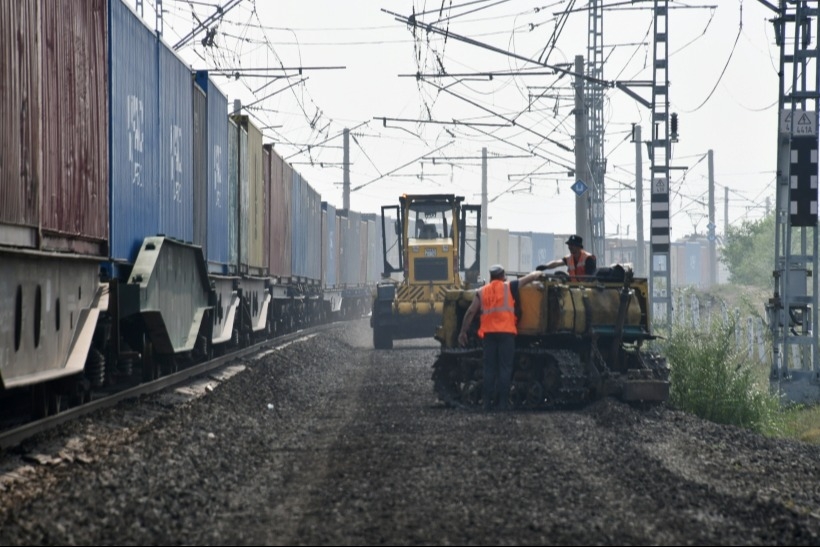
top-left (371, 194), bottom-right (481, 349)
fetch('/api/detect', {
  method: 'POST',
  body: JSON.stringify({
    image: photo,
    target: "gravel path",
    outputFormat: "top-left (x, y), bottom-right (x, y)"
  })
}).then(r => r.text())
top-left (1, 319), bottom-right (819, 545)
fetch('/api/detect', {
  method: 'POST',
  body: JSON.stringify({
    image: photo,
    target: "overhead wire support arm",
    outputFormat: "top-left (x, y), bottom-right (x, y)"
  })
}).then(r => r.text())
top-left (197, 66), bottom-right (347, 74)
top-left (427, 155), bottom-right (534, 161)
top-left (383, 8), bottom-right (610, 88)
top-left (376, 116), bottom-right (510, 128)
top-left (397, 70), bottom-right (558, 78)
top-left (242, 77), bottom-right (309, 109)
top-left (417, 78), bottom-right (574, 153)
top-left (614, 81), bottom-right (654, 109)
top-left (172, 0), bottom-right (243, 51)
top-left (284, 120), bottom-right (369, 161)
top-left (351, 141), bottom-right (455, 192)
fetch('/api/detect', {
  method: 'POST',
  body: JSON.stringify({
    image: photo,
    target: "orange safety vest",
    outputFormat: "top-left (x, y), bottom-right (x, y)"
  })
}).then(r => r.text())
top-left (478, 280), bottom-right (517, 337)
top-left (566, 250), bottom-right (593, 281)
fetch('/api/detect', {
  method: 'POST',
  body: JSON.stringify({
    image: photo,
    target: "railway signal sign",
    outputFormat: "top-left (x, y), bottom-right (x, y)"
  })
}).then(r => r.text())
top-left (571, 180), bottom-right (588, 196)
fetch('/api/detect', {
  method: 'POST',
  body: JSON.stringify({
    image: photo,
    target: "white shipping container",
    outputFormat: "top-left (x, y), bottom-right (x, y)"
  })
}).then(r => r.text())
top-left (518, 235), bottom-right (532, 272)
top-left (508, 234), bottom-right (520, 273)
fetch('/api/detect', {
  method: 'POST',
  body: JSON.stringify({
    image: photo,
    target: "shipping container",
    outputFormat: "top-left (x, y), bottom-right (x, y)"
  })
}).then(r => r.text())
top-left (531, 232), bottom-right (555, 268)
top-left (291, 171), bottom-right (322, 282)
top-left (366, 218), bottom-right (378, 283)
top-left (669, 239), bottom-right (706, 289)
top-left (157, 40), bottom-right (194, 245)
top-left (487, 228), bottom-right (509, 273)
top-left (263, 146), bottom-right (270, 272)
top-left (109, 0), bottom-right (160, 262)
top-left (266, 147), bottom-right (292, 279)
top-left (231, 115), bottom-right (266, 274)
top-left (0, 0), bottom-right (40, 248)
top-left (322, 202), bottom-right (338, 287)
top-left (339, 210), bottom-right (362, 286)
top-left (518, 234), bottom-right (532, 272)
top-left (603, 237), bottom-right (645, 269)
top-left (684, 240), bottom-right (703, 287)
top-left (192, 80), bottom-right (207, 250)
top-left (359, 219), bottom-right (369, 285)
top-left (307, 179), bottom-right (322, 282)
top-left (334, 211), bottom-right (342, 285)
top-left (507, 234), bottom-right (520, 273)
top-left (195, 71), bottom-right (232, 273)
top-left (227, 117), bottom-right (239, 268)
top-left (40, 0), bottom-right (108, 256)
top-left (554, 235), bottom-right (570, 264)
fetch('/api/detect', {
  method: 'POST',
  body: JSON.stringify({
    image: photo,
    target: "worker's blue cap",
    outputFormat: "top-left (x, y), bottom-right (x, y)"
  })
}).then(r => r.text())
top-left (489, 264), bottom-right (505, 278)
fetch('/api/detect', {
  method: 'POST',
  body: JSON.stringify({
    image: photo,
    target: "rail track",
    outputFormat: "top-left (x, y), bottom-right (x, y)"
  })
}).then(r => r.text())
top-left (0, 322), bottom-right (343, 451)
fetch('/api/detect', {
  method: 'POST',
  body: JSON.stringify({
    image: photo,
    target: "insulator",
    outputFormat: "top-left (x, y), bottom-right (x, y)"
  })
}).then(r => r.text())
top-left (670, 112), bottom-right (679, 140)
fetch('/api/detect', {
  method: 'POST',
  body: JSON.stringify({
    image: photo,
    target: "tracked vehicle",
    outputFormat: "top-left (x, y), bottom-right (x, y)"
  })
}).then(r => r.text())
top-left (432, 267), bottom-right (670, 408)
top-left (371, 194), bottom-right (481, 349)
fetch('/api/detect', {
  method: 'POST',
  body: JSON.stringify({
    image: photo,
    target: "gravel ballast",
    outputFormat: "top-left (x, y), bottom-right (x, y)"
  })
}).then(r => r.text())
top-left (1, 319), bottom-right (819, 545)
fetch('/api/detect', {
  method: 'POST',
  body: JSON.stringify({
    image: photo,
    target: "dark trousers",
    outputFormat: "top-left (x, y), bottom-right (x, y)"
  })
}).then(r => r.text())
top-left (482, 332), bottom-right (515, 410)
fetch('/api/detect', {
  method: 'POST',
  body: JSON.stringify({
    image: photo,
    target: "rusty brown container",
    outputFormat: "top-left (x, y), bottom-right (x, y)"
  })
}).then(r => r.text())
top-left (40, 0), bottom-right (109, 255)
top-left (266, 146), bottom-right (292, 279)
top-left (0, 1), bottom-right (41, 248)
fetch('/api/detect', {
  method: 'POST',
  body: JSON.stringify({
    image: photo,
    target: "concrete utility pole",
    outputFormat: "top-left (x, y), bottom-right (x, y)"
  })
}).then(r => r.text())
top-left (343, 128), bottom-right (350, 210)
top-left (635, 124), bottom-right (645, 277)
top-left (573, 55), bottom-right (591, 244)
top-left (708, 149), bottom-right (716, 287)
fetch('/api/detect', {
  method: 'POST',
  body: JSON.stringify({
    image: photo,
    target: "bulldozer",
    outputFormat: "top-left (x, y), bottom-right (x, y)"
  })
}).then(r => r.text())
top-left (371, 194), bottom-right (481, 349)
top-left (431, 266), bottom-right (670, 408)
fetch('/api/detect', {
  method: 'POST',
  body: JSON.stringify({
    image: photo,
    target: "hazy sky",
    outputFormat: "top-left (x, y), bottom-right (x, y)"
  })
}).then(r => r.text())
top-left (136, 0), bottom-right (780, 240)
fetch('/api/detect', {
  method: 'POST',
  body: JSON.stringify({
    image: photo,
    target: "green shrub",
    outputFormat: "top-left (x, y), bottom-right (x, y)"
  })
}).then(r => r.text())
top-left (661, 318), bottom-right (781, 434)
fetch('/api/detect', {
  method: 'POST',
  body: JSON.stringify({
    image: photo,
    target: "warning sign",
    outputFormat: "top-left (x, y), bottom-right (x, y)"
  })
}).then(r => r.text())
top-left (780, 110), bottom-right (817, 136)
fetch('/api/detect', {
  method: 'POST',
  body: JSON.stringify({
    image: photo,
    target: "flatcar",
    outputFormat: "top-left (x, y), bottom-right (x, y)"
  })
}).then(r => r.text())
top-left (0, 0), bottom-right (376, 418)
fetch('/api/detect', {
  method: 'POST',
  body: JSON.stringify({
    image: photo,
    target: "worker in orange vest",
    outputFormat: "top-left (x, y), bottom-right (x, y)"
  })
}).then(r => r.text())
top-left (458, 264), bottom-right (542, 410)
top-left (539, 234), bottom-right (597, 281)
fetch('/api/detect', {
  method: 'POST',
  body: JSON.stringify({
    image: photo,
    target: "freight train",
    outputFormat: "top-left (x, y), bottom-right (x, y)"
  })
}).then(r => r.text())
top-left (0, 0), bottom-right (380, 418)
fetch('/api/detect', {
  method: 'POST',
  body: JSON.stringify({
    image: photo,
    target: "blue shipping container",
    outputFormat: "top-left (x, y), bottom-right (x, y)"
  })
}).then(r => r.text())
top-left (158, 42), bottom-right (194, 244)
top-left (195, 71), bottom-right (231, 272)
top-left (108, 0), bottom-right (159, 262)
top-left (291, 171), bottom-right (322, 281)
